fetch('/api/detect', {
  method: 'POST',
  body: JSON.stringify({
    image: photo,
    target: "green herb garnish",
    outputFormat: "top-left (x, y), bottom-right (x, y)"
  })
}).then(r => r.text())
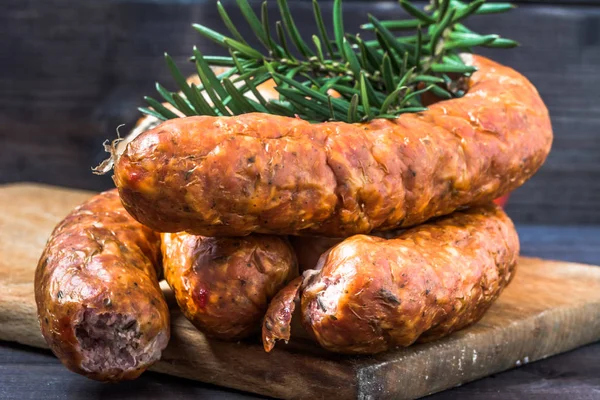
top-left (141, 0), bottom-right (517, 123)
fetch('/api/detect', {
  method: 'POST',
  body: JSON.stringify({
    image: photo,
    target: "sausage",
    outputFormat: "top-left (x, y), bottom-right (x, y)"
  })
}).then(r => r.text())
top-left (162, 232), bottom-right (297, 340)
top-left (263, 204), bottom-right (519, 354)
top-left (289, 230), bottom-right (405, 272)
top-left (113, 55), bottom-right (552, 237)
top-left (117, 72), bottom-right (282, 155)
top-left (34, 189), bottom-right (170, 381)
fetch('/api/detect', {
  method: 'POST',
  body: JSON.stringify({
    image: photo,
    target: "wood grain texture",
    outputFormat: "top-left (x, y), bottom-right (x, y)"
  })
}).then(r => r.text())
top-left (2, 183), bottom-right (600, 399)
top-left (1, 1), bottom-right (600, 226)
top-left (428, 340), bottom-right (600, 400)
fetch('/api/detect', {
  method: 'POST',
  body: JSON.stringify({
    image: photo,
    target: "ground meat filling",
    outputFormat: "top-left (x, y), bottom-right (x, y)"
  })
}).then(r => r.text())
top-left (75, 309), bottom-right (165, 374)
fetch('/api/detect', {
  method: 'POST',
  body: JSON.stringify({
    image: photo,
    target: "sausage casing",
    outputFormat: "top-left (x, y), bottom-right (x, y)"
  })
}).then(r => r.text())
top-left (34, 189), bottom-right (170, 381)
top-left (263, 204), bottom-right (519, 354)
top-left (162, 233), bottom-right (297, 340)
top-left (114, 55), bottom-right (551, 237)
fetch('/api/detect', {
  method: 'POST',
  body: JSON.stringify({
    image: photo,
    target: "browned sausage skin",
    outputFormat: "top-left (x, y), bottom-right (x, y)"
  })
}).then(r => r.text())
top-left (114, 55), bottom-right (552, 237)
top-left (34, 190), bottom-right (170, 381)
top-left (162, 233), bottom-right (297, 340)
top-left (262, 276), bottom-right (303, 351)
top-left (263, 204), bottom-right (519, 354)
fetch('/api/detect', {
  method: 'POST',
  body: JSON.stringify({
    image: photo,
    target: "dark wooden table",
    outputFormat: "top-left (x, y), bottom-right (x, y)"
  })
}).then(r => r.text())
top-left (2, 0), bottom-right (600, 398)
top-left (2, 225), bottom-right (599, 399)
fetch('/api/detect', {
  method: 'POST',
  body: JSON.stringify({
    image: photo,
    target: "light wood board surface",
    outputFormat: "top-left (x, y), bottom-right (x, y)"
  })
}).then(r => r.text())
top-left (1, 183), bottom-right (600, 400)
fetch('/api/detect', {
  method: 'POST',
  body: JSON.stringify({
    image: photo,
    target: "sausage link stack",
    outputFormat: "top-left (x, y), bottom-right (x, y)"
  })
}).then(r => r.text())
top-left (114, 55), bottom-right (551, 237)
top-left (36, 54), bottom-right (551, 379)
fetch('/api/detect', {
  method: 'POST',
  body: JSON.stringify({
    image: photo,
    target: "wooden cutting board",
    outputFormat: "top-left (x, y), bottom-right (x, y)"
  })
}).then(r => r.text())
top-left (2, 183), bottom-right (600, 400)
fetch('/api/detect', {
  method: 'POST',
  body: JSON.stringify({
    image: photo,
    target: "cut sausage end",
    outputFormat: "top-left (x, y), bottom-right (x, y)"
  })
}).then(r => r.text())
top-left (74, 309), bottom-right (168, 380)
top-left (261, 276), bottom-right (303, 352)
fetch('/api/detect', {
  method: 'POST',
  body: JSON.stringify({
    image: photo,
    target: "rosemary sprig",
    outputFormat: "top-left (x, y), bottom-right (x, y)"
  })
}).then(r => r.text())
top-left (141, 0), bottom-right (517, 123)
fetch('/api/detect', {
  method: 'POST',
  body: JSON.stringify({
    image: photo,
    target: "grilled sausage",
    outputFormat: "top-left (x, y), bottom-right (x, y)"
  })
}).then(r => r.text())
top-left (113, 55), bottom-right (552, 237)
top-left (162, 233), bottom-right (297, 340)
top-left (263, 204), bottom-right (519, 354)
top-left (34, 190), bottom-right (169, 381)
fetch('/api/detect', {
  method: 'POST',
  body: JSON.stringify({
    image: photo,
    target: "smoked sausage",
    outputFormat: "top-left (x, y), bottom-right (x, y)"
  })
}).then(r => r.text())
top-left (113, 55), bottom-right (552, 237)
top-left (34, 189), bottom-right (169, 381)
top-left (162, 233), bottom-right (297, 340)
top-left (263, 204), bottom-right (519, 354)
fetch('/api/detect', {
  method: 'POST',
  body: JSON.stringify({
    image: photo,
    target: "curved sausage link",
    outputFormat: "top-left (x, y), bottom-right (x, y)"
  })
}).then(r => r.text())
top-left (114, 55), bottom-right (552, 237)
top-left (263, 204), bottom-right (519, 354)
top-left (162, 233), bottom-right (297, 340)
top-left (34, 189), bottom-right (170, 381)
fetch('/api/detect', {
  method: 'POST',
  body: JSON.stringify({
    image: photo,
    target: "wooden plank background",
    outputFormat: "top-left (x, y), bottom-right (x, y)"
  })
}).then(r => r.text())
top-left (1, 0), bottom-right (599, 226)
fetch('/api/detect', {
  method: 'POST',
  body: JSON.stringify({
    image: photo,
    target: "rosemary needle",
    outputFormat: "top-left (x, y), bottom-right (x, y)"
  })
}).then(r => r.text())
top-left (143, 0), bottom-right (516, 123)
